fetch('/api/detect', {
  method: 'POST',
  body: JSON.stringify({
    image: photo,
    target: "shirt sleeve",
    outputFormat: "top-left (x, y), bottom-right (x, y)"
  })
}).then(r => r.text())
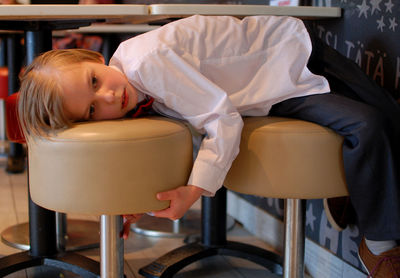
top-left (132, 48), bottom-right (244, 196)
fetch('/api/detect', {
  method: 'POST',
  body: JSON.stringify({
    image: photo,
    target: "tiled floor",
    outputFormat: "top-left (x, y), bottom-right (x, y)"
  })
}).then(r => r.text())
top-left (0, 156), bottom-right (283, 278)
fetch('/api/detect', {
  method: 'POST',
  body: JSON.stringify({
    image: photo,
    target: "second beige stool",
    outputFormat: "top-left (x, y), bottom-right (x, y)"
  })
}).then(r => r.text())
top-left (224, 116), bottom-right (349, 278)
top-left (28, 117), bottom-right (193, 278)
top-left (139, 116), bottom-right (348, 278)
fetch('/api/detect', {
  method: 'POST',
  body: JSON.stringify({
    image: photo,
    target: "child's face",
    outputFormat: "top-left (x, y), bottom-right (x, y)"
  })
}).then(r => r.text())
top-left (59, 61), bottom-right (139, 122)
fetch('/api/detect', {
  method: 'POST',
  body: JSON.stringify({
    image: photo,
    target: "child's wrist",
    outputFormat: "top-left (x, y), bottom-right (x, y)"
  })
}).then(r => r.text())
top-left (187, 184), bottom-right (206, 198)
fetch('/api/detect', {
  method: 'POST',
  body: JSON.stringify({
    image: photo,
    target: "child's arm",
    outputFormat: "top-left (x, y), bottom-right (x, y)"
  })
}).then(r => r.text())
top-left (152, 185), bottom-right (205, 220)
top-left (112, 39), bottom-right (243, 222)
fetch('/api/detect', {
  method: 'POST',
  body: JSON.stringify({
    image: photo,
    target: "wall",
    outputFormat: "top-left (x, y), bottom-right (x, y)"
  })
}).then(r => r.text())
top-left (313, 0), bottom-right (399, 100)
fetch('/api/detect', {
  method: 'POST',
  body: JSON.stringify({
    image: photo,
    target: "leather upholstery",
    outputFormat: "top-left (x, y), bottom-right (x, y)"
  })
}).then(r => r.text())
top-left (224, 117), bottom-right (348, 199)
top-left (28, 117), bottom-right (193, 215)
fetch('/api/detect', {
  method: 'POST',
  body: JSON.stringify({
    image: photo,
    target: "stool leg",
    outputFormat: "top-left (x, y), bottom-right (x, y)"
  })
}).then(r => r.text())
top-left (284, 199), bottom-right (305, 278)
top-left (100, 215), bottom-right (124, 278)
top-left (56, 212), bottom-right (67, 252)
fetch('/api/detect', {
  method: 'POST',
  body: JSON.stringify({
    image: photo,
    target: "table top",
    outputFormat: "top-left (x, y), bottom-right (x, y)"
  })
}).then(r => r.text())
top-left (0, 4), bottom-right (149, 21)
top-left (149, 4), bottom-right (341, 19)
top-left (0, 4), bottom-right (155, 30)
top-left (0, 4), bottom-right (341, 21)
top-left (66, 24), bottom-right (159, 34)
top-left (0, 4), bottom-right (341, 32)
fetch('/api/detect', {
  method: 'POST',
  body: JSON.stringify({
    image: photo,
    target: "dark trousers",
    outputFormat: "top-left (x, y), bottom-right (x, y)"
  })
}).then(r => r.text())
top-left (269, 35), bottom-right (400, 241)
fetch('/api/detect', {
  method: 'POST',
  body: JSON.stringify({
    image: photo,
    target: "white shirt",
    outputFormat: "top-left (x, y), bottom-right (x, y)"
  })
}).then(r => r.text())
top-left (110, 15), bottom-right (330, 195)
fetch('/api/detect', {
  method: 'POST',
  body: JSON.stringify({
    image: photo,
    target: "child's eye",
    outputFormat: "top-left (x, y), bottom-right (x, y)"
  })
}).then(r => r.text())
top-left (89, 104), bottom-right (95, 118)
top-left (92, 76), bottom-right (98, 88)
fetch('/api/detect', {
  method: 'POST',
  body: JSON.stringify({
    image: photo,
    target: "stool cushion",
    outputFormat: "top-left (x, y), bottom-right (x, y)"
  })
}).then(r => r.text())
top-left (28, 117), bottom-right (193, 215)
top-left (224, 117), bottom-right (348, 199)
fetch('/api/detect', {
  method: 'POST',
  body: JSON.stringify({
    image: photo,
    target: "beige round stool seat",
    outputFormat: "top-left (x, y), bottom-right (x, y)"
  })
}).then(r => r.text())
top-left (29, 117), bottom-right (193, 215)
top-left (27, 117), bottom-right (193, 278)
top-left (225, 116), bottom-right (348, 198)
top-left (224, 116), bottom-right (349, 278)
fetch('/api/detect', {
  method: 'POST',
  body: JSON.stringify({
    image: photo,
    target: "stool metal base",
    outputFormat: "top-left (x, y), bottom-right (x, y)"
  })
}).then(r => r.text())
top-left (1, 219), bottom-right (99, 251)
top-left (139, 240), bottom-right (282, 278)
top-left (131, 209), bottom-right (235, 238)
top-left (139, 188), bottom-right (283, 278)
top-left (0, 250), bottom-right (100, 278)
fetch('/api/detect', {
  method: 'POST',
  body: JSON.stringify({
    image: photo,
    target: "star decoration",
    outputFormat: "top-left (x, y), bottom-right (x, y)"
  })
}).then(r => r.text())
top-left (370, 0), bottom-right (382, 15)
top-left (384, 0), bottom-right (394, 13)
top-left (377, 15), bottom-right (386, 32)
top-left (357, 0), bottom-right (370, 19)
top-left (389, 17), bottom-right (398, 31)
top-left (306, 203), bottom-right (317, 231)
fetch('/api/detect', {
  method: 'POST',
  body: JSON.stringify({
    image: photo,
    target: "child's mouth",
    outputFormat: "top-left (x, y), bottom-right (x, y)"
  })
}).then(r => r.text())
top-left (121, 89), bottom-right (129, 109)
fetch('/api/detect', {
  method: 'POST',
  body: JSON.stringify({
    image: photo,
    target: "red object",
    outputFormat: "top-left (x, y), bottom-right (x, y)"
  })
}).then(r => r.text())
top-left (6, 92), bottom-right (25, 144)
top-left (0, 67), bottom-right (8, 99)
top-left (130, 97), bottom-right (154, 118)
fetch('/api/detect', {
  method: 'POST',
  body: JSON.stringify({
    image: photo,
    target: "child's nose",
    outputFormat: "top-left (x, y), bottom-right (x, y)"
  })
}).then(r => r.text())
top-left (99, 90), bottom-right (115, 104)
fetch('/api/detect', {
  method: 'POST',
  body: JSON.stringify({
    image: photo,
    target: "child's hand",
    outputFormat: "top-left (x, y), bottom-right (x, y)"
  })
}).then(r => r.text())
top-left (152, 185), bottom-right (205, 220)
top-left (121, 214), bottom-right (143, 239)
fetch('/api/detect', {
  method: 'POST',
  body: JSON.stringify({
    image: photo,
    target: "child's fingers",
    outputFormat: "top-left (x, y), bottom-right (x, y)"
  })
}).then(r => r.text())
top-left (121, 214), bottom-right (144, 238)
top-left (152, 204), bottom-right (186, 220)
top-left (152, 207), bottom-right (175, 219)
top-left (122, 221), bottom-right (130, 239)
top-left (123, 214), bottom-right (144, 222)
top-left (156, 190), bottom-right (175, 201)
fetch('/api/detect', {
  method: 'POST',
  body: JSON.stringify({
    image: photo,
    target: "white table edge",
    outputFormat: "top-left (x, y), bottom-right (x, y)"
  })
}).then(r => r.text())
top-left (149, 4), bottom-right (341, 18)
top-left (0, 4), bottom-right (149, 17)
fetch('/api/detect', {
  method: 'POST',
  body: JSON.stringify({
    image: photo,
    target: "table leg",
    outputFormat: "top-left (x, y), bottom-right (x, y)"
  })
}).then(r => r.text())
top-left (25, 29), bottom-right (58, 258)
top-left (6, 34), bottom-right (25, 174)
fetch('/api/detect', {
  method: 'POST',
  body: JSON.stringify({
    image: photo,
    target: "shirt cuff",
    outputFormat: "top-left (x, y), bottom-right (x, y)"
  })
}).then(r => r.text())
top-left (187, 159), bottom-right (227, 197)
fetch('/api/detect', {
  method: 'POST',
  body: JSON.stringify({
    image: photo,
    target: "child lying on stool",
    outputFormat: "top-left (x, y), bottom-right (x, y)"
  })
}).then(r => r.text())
top-left (18, 15), bottom-right (400, 277)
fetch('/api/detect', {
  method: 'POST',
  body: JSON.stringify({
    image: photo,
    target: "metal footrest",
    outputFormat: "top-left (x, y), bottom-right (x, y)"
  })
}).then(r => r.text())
top-left (139, 241), bottom-right (283, 278)
top-left (0, 250), bottom-right (100, 278)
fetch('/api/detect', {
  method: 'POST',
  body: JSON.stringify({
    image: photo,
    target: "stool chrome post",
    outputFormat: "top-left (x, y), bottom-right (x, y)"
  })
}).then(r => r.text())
top-left (283, 199), bottom-right (305, 278)
top-left (100, 215), bottom-right (124, 278)
top-left (55, 212), bottom-right (67, 252)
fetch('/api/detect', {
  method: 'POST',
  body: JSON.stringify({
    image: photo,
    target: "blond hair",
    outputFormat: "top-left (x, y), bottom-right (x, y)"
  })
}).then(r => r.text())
top-left (18, 48), bottom-right (103, 139)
